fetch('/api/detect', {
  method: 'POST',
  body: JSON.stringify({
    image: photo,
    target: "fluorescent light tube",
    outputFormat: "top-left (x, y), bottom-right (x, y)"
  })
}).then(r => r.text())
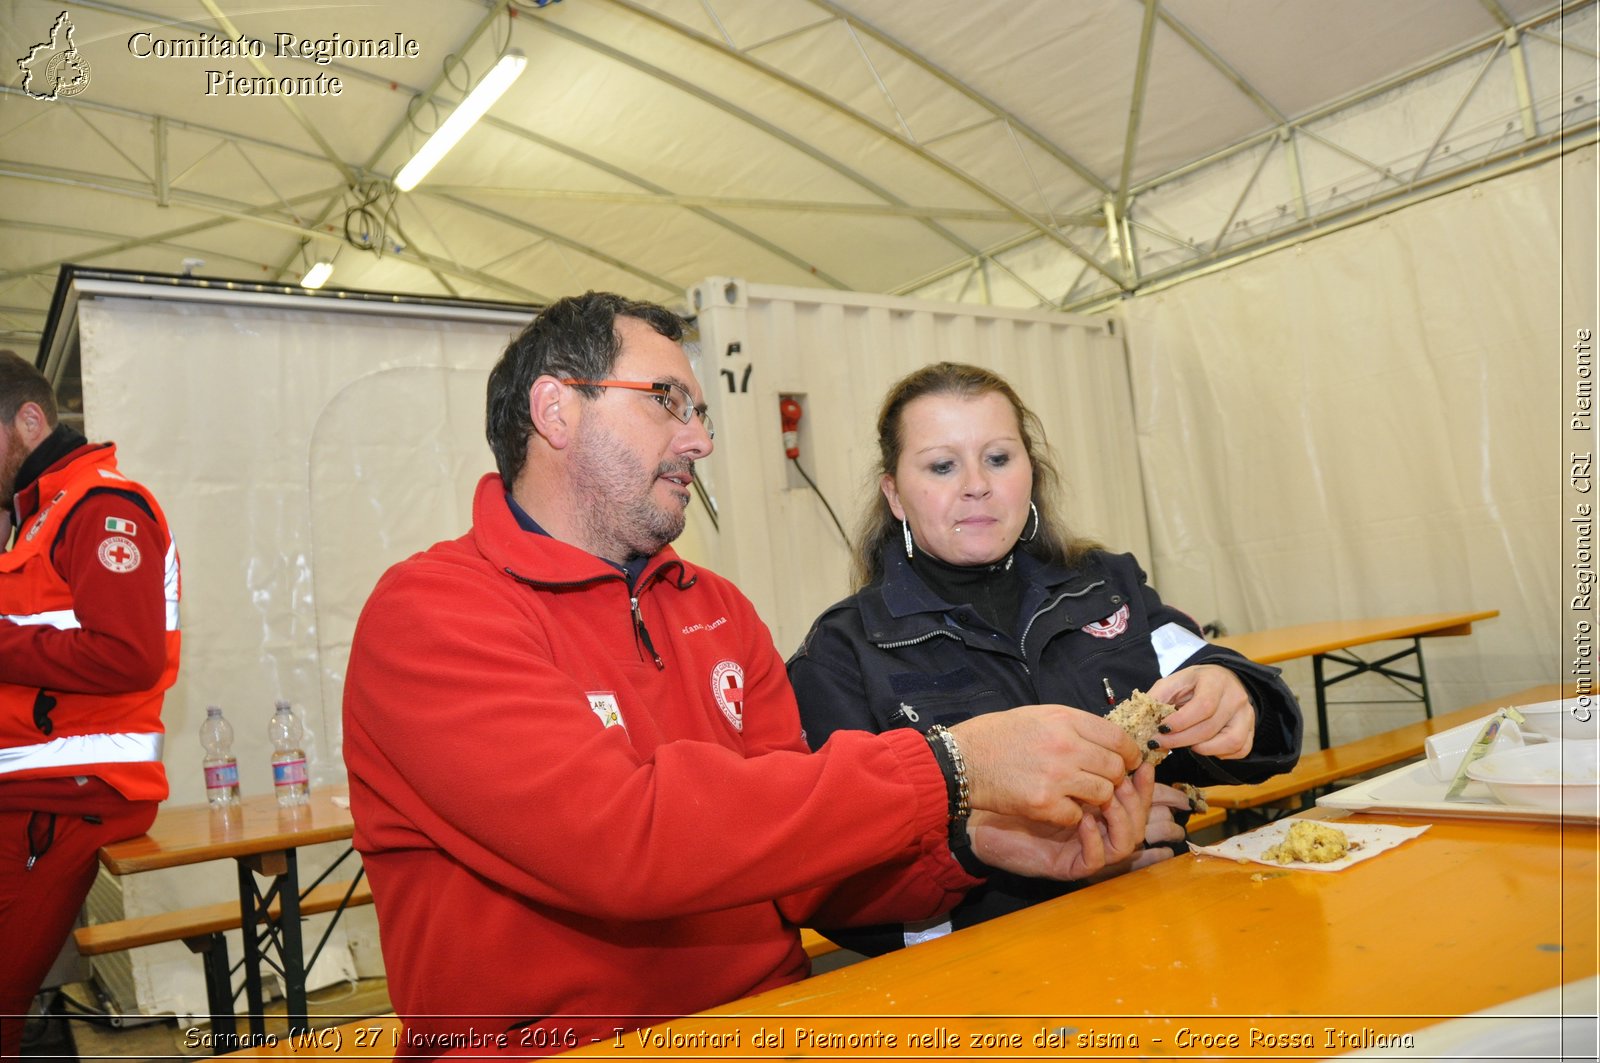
top-left (394, 50), bottom-right (527, 192)
top-left (301, 261), bottom-right (334, 289)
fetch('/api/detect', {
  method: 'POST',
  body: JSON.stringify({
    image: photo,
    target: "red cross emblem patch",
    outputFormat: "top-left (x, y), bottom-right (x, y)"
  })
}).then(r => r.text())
top-left (710, 660), bottom-right (745, 732)
top-left (97, 535), bottom-right (141, 573)
top-left (1083, 603), bottom-right (1130, 640)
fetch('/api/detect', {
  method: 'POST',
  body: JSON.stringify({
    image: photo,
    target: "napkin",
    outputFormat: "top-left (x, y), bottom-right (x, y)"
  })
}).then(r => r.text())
top-left (1189, 819), bottom-right (1430, 872)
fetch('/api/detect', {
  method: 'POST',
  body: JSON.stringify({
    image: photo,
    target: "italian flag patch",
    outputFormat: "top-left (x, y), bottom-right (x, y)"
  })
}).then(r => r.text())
top-left (104, 517), bottom-right (137, 536)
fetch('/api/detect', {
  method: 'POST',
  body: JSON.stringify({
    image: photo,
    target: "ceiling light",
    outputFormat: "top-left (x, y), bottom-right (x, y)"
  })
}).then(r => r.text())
top-left (394, 50), bottom-right (527, 192)
top-left (301, 261), bottom-right (334, 289)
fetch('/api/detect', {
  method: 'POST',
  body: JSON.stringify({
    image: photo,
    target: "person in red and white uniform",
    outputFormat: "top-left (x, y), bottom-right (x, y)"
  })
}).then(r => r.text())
top-left (0, 351), bottom-right (180, 1054)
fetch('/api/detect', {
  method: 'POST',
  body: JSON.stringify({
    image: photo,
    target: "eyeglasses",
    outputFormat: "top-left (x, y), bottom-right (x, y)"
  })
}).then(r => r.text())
top-left (560, 378), bottom-right (715, 440)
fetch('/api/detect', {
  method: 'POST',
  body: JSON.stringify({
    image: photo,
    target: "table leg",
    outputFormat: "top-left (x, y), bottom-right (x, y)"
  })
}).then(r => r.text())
top-left (1314, 653), bottom-right (1330, 750)
top-left (1412, 637), bottom-right (1434, 719)
top-left (235, 849), bottom-right (308, 1037)
top-left (184, 932), bottom-right (235, 1049)
top-left (236, 860), bottom-right (267, 1039)
top-left (1311, 640), bottom-right (1436, 748)
top-left (278, 848), bottom-right (308, 1035)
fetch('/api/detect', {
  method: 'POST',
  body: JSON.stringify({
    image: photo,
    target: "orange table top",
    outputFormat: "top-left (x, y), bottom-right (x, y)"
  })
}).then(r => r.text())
top-left (1214, 610), bottom-right (1499, 664)
top-left (229, 804), bottom-right (1596, 1060)
top-left (561, 809), bottom-right (1595, 1059)
top-left (98, 787), bottom-right (353, 874)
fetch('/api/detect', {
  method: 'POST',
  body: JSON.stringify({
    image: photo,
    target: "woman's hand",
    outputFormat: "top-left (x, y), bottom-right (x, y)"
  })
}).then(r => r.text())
top-left (1148, 664), bottom-right (1257, 760)
top-left (965, 764), bottom-right (1154, 879)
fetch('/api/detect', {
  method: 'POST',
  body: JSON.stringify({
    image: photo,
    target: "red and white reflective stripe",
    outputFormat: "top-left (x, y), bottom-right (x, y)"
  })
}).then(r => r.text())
top-left (1, 541), bottom-right (178, 632)
top-left (1, 609), bottom-right (80, 629)
top-left (1151, 622), bottom-right (1208, 676)
top-left (0, 732), bottom-right (164, 775)
top-left (164, 539), bottom-right (181, 631)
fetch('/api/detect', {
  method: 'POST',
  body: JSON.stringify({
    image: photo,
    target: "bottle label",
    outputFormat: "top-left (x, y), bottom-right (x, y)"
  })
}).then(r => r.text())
top-left (205, 762), bottom-right (239, 789)
top-left (273, 757), bottom-right (308, 786)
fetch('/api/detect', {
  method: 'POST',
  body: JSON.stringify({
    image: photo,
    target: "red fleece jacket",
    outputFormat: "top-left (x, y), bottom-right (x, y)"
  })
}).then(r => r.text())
top-left (343, 473), bottom-right (976, 1056)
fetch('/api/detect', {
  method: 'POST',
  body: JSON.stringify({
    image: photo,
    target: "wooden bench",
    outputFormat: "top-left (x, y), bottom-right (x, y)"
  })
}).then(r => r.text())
top-left (73, 877), bottom-right (372, 1048)
top-left (74, 878), bottom-right (373, 956)
top-left (1199, 683), bottom-right (1568, 828)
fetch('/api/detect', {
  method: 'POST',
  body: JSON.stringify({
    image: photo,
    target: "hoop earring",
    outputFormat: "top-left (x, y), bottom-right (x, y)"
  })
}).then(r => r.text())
top-left (1019, 501), bottom-right (1040, 544)
top-left (902, 519), bottom-right (914, 560)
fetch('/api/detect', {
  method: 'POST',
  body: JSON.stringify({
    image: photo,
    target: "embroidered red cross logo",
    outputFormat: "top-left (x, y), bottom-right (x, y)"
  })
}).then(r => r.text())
top-left (722, 672), bottom-right (744, 703)
top-left (106, 543), bottom-right (133, 566)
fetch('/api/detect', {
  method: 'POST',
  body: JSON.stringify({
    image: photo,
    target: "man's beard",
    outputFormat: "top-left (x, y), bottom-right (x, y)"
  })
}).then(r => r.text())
top-left (568, 418), bottom-right (691, 562)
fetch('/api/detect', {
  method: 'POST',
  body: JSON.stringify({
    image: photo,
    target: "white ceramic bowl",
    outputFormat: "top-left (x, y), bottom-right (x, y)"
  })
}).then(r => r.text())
top-left (1511, 699), bottom-right (1599, 741)
top-left (1466, 740), bottom-right (1600, 812)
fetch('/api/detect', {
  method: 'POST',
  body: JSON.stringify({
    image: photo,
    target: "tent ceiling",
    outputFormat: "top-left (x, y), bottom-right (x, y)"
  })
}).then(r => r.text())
top-left (2, 0), bottom-right (1596, 356)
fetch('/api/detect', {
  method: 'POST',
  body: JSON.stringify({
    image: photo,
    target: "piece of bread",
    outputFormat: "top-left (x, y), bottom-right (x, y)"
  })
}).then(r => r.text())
top-left (1173, 781), bottom-right (1209, 814)
top-left (1262, 820), bottom-right (1350, 864)
top-left (1106, 689), bottom-right (1176, 765)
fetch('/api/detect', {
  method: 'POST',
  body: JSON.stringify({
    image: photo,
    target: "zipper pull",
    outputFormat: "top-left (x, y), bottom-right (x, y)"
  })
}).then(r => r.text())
top-left (630, 596), bottom-right (664, 670)
top-left (891, 703), bottom-right (921, 725)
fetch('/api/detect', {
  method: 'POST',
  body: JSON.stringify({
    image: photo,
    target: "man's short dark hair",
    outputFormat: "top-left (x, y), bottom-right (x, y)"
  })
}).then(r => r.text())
top-left (486, 292), bottom-right (684, 486)
top-left (0, 350), bottom-right (57, 425)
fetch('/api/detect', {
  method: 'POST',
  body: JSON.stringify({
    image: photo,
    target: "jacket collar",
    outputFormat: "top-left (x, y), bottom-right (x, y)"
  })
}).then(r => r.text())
top-left (13, 434), bottom-right (106, 523)
top-left (467, 472), bottom-right (696, 591)
top-left (860, 542), bottom-right (1110, 642)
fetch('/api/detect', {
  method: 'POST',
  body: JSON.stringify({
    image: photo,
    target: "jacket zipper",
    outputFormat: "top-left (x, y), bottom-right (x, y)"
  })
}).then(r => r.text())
top-left (1018, 579), bottom-right (1107, 660)
top-left (504, 565), bottom-right (666, 671)
top-left (874, 629), bottom-right (963, 652)
top-left (630, 594), bottom-right (664, 670)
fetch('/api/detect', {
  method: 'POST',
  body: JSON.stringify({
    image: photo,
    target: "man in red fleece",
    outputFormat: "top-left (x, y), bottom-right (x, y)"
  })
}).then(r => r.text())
top-left (342, 292), bottom-right (1152, 1057)
top-left (0, 351), bottom-right (180, 1055)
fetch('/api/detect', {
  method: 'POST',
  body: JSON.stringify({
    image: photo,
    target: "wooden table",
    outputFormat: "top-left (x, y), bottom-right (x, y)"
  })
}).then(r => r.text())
top-left (1201, 682), bottom-right (1569, 820)
top-left (558, 808), bottom-right (1595, 1059)
top-left (226, 795), bottom-right (1595, 1061)
top-left (1215, 610), bottom-right (1499, 747)
top-left (98, 788), bottom-right (357, 1038)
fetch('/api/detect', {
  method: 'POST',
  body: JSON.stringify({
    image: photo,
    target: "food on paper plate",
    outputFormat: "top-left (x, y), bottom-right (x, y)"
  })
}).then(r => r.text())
top-left (1263, 820), bottom-right (1352, 864)
top-left (1107, 689), bottom-right (1176, 765)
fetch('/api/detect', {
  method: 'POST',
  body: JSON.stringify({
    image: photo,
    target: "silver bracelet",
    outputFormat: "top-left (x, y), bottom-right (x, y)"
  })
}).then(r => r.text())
top-left (928, 725), bottom-right (970, 820)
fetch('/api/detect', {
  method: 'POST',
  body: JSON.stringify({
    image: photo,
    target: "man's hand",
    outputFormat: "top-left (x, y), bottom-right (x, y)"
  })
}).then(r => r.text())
top-left (1148, 664), bottom-right (1257, 760)
top-left (950, 705), bottom-right (1141, 827)
top-left (967, 765), bottom-right (1154, 879)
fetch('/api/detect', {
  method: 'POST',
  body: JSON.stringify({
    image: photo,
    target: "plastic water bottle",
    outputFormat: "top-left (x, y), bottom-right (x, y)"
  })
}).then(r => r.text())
top-left (268, 700), bottom-right (310, 807)
top-left (199, 706), bottom-right (241, 808)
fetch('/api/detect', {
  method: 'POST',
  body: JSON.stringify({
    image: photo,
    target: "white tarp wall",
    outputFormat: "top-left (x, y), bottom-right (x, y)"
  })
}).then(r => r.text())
top-left (689, 281), bottom-right (1150, 656)
top-left (76, 289), bottom-right (532, 1019)
top-left (1117, 145), bottom-right (1596, 743)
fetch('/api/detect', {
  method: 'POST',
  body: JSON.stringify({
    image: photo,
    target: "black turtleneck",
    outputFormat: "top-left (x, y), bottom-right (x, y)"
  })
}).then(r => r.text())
top-left (13, 423), bottom-right (88, 503)
top-left (909, 546), bottom-right (1024, 636)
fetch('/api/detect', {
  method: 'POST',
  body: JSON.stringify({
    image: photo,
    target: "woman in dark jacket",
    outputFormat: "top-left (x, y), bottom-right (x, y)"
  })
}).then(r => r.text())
top-left (788, 362), bottom-right (1302, 955)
